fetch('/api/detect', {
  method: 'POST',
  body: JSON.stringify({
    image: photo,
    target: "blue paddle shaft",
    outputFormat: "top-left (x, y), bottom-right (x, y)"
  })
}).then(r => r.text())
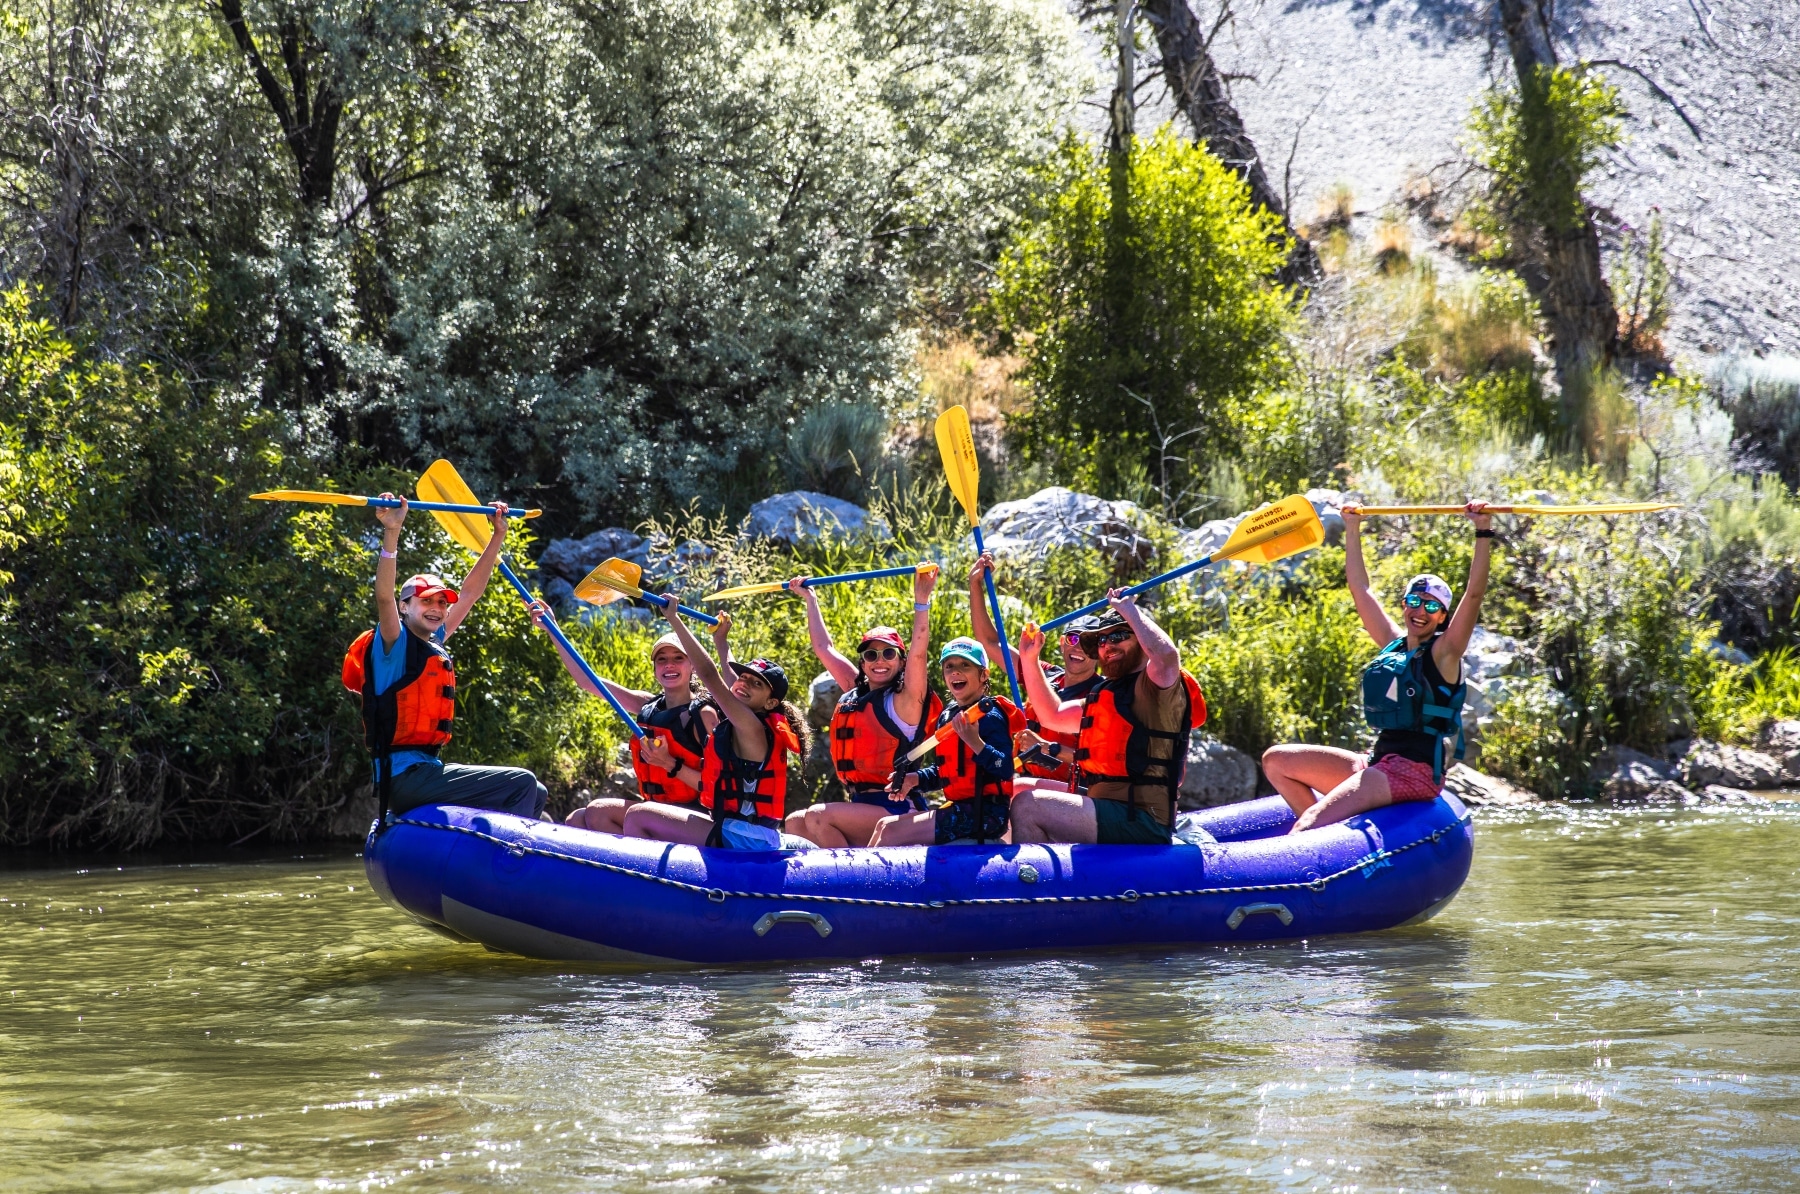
top-left (1040, 553), bottom-right (1218, 632)
top-left (972, 526), bottom-right (1024, 708)
top-left (368, 497), bottom-right (533, 519)
top-left (497, 560), bottom-right (645, 739)
top-left (666, 598), bottom-right (720, 627)
top-left (802, 564), bottom-right (921, 588)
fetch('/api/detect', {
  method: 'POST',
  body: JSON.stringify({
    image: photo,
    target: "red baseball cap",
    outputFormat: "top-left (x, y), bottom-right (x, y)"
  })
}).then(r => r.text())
top-left (399, 574), bottom-right (459, 603)
top-left (858, 626), bottom-right (905, 651)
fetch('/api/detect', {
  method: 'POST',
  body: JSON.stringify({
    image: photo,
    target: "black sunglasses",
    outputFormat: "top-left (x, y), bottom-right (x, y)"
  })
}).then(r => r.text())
top-left (860, 646), bottom-right (901, 662)
top-left (1080, 627), bottom-right (1135, 650)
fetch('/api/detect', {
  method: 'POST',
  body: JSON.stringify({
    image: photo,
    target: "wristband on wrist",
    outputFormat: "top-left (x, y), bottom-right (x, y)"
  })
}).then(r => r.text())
top-left (914, 602), bottom-right (930, 612)
top-left (379, 549), bottom-right (398, 559)
top-left (1475, 529), bottom-right (1496, 540)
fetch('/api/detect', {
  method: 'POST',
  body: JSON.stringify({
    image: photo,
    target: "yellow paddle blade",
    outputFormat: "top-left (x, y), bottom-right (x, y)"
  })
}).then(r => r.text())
top-left (703, 580), bottom-right (791, 602)
top-left (416, 459), bottom-right (493, 556)
top-left (251, 489), bottom-right (368, 507)
top-left (573, 558), bottom-right (646, 605)
top-left (1349, 502), bottom-right (1680, 516)
top-left (934, 405), bottom-right (982, 526)
top-left (1216, 494), bottom-right (1325, 565)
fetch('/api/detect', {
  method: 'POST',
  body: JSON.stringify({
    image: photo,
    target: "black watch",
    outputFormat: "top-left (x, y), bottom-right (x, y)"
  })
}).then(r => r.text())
top-left (1475, 529), bottom-right (1496, 539)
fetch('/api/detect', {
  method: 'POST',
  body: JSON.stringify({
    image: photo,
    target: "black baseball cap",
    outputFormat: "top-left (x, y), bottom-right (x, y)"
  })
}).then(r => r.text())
top-left (738, 658), bottom-right (789, 702)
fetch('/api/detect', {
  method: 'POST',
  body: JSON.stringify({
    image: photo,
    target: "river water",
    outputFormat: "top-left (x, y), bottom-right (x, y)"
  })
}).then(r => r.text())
top-left (2, 802), bottom-right (1797, 1192)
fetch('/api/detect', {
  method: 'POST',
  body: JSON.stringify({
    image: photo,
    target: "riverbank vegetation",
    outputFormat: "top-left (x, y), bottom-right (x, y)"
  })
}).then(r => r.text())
top-left (4, 0), bottom-right (1799, 845)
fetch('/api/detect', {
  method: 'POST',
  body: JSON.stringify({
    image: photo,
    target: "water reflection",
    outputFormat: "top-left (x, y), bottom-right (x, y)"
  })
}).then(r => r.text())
top-left (4, 803), bottom-right (1800, 1191)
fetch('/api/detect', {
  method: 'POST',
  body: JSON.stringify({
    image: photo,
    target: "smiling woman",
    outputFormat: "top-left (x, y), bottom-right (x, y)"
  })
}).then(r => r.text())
top-left (1262, 501), bottom-right (1496, 831)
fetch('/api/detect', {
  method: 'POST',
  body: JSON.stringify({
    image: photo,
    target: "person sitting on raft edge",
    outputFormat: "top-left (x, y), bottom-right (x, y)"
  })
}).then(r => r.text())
top-left (1262, 500), bottom-right (1492, 833)
top-left (867, 637), bottom-right (1022, 847)
top-left (341, 494), bottom-right (549, 824)
top-left (1008, 593), bottom-right (1205, 845)
top-left (527, 603), bottom-right (729, 834)
top-left (783, 567), bottom-right (942, 847)
top-left (620, 594), bottom-right (808, 850)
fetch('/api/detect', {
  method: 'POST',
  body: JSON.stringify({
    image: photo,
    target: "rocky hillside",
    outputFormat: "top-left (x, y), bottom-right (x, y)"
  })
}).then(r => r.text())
top-left (1204, 0), bottom-right (1798, 361)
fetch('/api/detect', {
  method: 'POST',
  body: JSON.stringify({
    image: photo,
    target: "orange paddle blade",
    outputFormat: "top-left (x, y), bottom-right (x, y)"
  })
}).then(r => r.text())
top-left (574, 557), bottom-right (646, 605)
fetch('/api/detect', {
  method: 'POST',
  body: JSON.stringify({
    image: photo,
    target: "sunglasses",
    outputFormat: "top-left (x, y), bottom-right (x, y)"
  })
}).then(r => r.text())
top-left (1403, 594), bottom-right (1446, 615)
top-left (860, 646), bottom-right (901, 662)
top-left (1080, 628), bottom-right (1135, 650)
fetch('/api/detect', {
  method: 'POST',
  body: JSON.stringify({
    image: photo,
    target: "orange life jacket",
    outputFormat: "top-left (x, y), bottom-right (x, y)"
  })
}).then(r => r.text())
top-left (701, 708), bottom-right (800, 825)
top-left (831, 685), bottom-right (943, 791)
top-left (1075, 669), bottom-right (1205, 823)
top-left (933, 696), bottom-right (1026, 803)
top-left (630, 694), bottom-right (710, 805)
top-left (342, 628), bottom-right (456, 752)
top-left (1022, 672), bottom-right (1102, 781)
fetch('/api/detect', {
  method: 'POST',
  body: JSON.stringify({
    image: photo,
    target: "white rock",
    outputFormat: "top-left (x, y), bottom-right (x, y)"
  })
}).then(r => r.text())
top-left (742, 491), bottom-right (889, 546)
top-left (1760, 719), bottom-right (1800, 753)
top-left (980, 487), bottom-right (1154, 568)
top-left (1462, 626), bottom-right (1522, 685)
top-left (1179, 736), bottom-right (1258, 810)
top-left (806, 671), bottom-right (844, 731)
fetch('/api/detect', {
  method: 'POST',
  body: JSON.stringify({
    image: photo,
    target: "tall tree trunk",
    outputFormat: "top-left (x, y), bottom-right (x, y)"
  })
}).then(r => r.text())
top-left (1495, 0), bottom-right (1616, 410)
top-left (216, 0), bottom-right (344, 211)
top-left (1139, 0), bottom-right (1319, 286)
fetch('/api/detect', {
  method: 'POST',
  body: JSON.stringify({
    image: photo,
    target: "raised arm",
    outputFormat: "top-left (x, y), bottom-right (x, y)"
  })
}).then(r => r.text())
top-left (1343, 508), bottom-right (1402, 646)
top-left (896, 565), bottom-right (938, 725)
top-left (711, 611), bottom-right (739, 682)
top-left (1018, 624), bottom-right (1082, 733)
top-left (444, 502), bottom-right (507, 639)
top-left (528, 600), bottom-right (651, 709)
top-left (787, 577), bottom-right (857, 690)
top-left (965, 554), bottom-right (1010, 672)
top-left (1110, 591), bottom-right (1179, 689)
top-left (374, 494), bottom-right (405, 649)
top-left (1433, 501), bottom-right (1493, 682)
top-left (657, 596), bottom-right (769, 762)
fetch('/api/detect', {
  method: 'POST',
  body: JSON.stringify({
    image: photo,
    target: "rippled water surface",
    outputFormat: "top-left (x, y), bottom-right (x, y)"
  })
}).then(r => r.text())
top-left (3, 803), bottom-right (1798, 1192)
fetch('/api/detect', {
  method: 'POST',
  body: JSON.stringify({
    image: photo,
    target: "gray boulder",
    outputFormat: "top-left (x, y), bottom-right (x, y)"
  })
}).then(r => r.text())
top-left (1588, 745), bottom-right (1692, 802)
top-left (1679, 741), bottom-right (1784, 790)
top-left (1762, 720), bottom-right (1800, 752)
top-left (981, 487), bottom-right (1155, 568)
top-left (1699, 784), bottom-right (1764, 804)
top-left (742, 491), bottom-right (888, 546)
top-left (538, 527), bottom-right (647, 584)
top-left (798, 671), bottom-right (846, 808)
top-left (1462, 626), bottom-right (1523, 685)
top-left (1441, 763), bottom-right (1538, 807)
top-left (807, 671), bottom-right (844, 730)
top-left (1179, 736), bottom-right (1258, 810)
top-left (1305, 487), bottom-right (1347, 545)
top-left (542, 576), bottom-right (578, 613)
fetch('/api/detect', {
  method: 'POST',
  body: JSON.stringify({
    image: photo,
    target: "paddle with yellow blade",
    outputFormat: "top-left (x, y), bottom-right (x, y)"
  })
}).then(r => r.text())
top-left (1041, 494), bottom-right (1327, 632)
top-left (252, 488), bottom-right (542, 519)
top-left (936, 404), bottom-right (1026, 712)
top-left (416, 460), bottom-right (643, 739)
top-left (704, 562), bottom-right (940, 603)
top-left (1345, 501), bottom-right (1679, 516)
top-left (574, 558), bottom-right (720, 626)
top-left (902, 703), bottom-right (984, 763)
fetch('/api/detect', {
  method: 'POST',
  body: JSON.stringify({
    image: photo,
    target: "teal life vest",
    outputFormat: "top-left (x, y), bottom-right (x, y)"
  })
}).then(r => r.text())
top-left (1361, 633), bottom-right (1465, 781)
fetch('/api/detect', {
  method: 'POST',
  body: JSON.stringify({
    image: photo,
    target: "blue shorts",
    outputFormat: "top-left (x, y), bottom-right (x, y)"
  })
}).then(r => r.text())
top-left (849, 788), bottom-right (928, 817)
top-left (933, 798), bottom-right (1010, 844)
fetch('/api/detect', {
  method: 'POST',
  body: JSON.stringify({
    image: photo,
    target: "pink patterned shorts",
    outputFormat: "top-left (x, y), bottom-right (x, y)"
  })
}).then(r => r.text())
top-left (1355, 754), bottom-right (1442, 803)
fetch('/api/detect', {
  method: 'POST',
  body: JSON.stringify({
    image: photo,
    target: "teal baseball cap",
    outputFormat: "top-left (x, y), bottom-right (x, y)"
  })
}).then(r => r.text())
top-left (939, 637), bottom-right (988, 667)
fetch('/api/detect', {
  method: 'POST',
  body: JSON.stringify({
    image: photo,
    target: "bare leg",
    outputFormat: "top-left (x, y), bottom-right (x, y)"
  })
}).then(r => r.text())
top-left (788, 802), bottom-right (890, 847)
top-left (621, 801), bottom-right (715, 845)
top-left (868, 809), bottom-right (938, 847)
top-left (1290, 766), bottom-right (1394, 833)
top-left (564, 797), bottom-right (638, 834)
top-left (1262, 744), bottom-right (1364, 816)
top-left (1008, 789), bottom-right (1098, 844)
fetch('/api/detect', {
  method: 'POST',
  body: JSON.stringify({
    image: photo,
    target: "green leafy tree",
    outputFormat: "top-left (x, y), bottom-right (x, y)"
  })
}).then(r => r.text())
top-left (987, 127), bottom-right (1296, 521)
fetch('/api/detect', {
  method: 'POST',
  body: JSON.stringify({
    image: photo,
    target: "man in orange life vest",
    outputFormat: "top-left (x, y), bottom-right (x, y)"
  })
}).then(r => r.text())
top-left (341, 494), bottom-right (547, 823)
top-left (1008, 592), bottom-right (1205, 845)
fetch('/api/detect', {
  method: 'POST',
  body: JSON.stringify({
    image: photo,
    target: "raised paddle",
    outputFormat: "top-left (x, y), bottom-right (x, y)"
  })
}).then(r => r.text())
top-left (1042, 494), bottom-right (1326, 632)
top-left (703, 562), bottom-right (940, 603)
top-left (416, 460), bottom-right (644, 739)
top-left (575, 558), bottom-right (720, 626)
top-left (935, 404), bottom-right (1026, 710)
top-left (1346, 501), bottom-right (1679, 516)
top-left (902, 704), bottom-right (982, 763)
top-left (252, 489), bottom-right (542, 519)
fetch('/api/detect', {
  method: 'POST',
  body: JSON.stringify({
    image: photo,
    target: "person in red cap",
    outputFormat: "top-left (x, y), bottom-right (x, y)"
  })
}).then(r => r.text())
top-left (529, 606), bottom-right (732, 833)
top-left (341, 494), bottom-right (547, 825)
top-left (781, 567), bottom-right (941, 846)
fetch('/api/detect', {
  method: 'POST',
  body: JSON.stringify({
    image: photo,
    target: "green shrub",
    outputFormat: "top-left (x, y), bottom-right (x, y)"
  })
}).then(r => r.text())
top-left (1475, 675), bottom-right (1581, 795)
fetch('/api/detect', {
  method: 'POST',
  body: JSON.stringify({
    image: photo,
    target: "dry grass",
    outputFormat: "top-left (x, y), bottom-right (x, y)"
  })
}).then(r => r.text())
top-left (1372, 213), bottom-right (1413, 274)
top-left (915, 332), bottom-right (1025, 421)
top-left (1307, 182), bottom-right (1355, 237)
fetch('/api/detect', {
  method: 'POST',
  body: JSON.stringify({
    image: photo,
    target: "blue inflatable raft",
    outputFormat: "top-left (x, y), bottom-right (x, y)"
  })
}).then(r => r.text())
top-left (364, 794), bottom-right (1472, 966)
